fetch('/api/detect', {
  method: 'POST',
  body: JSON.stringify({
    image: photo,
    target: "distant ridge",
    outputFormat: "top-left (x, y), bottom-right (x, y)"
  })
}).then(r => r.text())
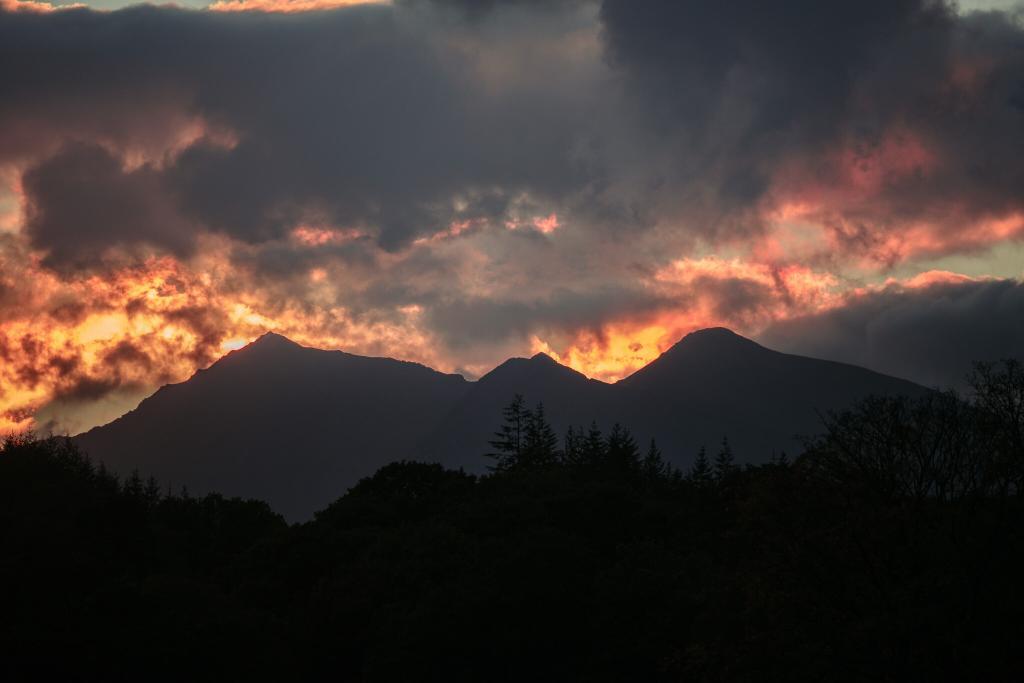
top-left (77, 328), bottom-right (926, 520)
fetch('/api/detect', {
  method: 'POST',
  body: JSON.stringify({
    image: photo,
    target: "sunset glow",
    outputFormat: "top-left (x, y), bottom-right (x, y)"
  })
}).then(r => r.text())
top-left (3, 0), bottom-right (1024, 433)
top-left (208, 0), bottom-right (386, 12)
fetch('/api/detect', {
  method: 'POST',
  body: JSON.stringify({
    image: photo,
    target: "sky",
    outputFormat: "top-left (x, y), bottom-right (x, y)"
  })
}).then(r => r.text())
top-left (1, 0), bottom-right (1023, 434)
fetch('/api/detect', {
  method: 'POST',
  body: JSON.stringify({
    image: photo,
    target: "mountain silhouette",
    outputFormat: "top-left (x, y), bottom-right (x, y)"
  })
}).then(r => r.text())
top-left (76, 333), bottom-right (470, 521)
top-left (418, 327), bottom-right (927, 468)
top-left (611, 327), bottom-right (927, 459)
top-left (76, 328), bottom-right (926, 520)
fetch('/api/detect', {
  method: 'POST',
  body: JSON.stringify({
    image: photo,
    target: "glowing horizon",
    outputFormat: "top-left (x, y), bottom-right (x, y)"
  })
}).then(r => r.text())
top-left (3, 0), bottom-right (1024, 433)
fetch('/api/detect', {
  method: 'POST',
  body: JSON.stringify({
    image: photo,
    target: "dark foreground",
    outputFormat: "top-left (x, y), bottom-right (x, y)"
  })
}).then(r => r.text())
top-left (2, 361), bottom-right (1023, 682)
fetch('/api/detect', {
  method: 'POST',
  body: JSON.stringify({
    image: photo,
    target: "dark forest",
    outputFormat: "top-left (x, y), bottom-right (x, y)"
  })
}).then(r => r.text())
top-left (2, 360), bottom-right (1023, 682)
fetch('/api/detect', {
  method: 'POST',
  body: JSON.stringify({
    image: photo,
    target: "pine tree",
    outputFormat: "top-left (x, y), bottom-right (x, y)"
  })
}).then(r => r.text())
top-left (487, 394), bottom-right (528, 472)
top-left (521, 402), bottom-right (560, 468)
top-left (714, 436), bottom-right (737, 481)
top-left (582, 421), bottom-right (605, 466)
top-left (688, 446), bottom-right (713, 484)
top-left (563, 425), bottom-right (582, 465)
top-left (605, 423), bottom-right (640, 475)
top-left (124, 469), bottom-right (144, 499)
top-left (642, 438), bottom-right (668, 481)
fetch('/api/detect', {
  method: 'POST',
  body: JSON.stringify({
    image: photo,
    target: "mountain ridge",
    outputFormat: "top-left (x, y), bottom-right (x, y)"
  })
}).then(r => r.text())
top-left (75, 328), bottom-right (927, 520)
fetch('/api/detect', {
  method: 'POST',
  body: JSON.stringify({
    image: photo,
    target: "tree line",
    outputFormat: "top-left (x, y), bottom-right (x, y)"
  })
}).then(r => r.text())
top-left (1, 360), bottom-right (1022, 681)
top-left (486, 393), bottom-right (743, 483)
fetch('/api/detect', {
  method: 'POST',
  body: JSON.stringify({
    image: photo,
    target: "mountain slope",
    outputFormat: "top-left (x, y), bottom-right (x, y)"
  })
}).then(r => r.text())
top-left (609, 327), bottom-right (928, 460)
top-left (419, 327), bottom-right (927, 469)
top-left (75, 333), bottom-right (470, 521)
top-left (76, 328), bottom-right (927, 520)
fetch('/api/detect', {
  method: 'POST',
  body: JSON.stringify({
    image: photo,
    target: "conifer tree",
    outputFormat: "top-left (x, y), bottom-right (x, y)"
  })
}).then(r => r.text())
top-left (521, 402), bottom-right (560, 468)
top-left (124, 469), bottom-right (144, 499)
top-left (689, 446), bottom-right (713, 484)
top-left (582, 421), bottom-right (606, 466)
top-left (606, 423), bottom-right (640, 474)
top-left (563, 425), bottom-right (582, 465)
top-left (714, 436), bottom-right (738, 481)
top-left (642, 438), bottom-right (668, 481)
top-left (487, 394), bottom-right (528, 472)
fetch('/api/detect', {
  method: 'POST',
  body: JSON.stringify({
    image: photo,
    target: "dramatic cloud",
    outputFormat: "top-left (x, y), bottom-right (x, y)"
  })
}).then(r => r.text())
top-left (1, 0), bottom-right (1024, 431)
top-left (209, 0), bottom-right (384, 12)
top-left (605, 1), bottom-right (1024, 257)
top-left (1, 2), bottom-right (602, 258)
top-left (760, 275), bottom-right (1024, 391)
top-left (22, 144), bottom-right (196, 268)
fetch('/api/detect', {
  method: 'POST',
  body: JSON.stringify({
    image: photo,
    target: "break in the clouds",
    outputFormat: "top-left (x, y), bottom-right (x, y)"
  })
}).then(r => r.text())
top-left (1, 0), bottom-right (1023, 431)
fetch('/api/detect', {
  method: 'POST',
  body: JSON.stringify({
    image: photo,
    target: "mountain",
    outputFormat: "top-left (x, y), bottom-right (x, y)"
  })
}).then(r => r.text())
top-left (418, 327), bottom-right (927, 467)
top-left (609, 327), bottom-right (927, 459)
top-left (75, 333), bottom-right (471, 521)
top-left (417, 352), bottom-right (612, 471)
top-left (76, 328), bottom-right (926, 521)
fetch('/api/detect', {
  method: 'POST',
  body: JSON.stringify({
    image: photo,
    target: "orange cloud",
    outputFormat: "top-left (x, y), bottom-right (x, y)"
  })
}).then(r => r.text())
top-left (291, 225), bottom-right (365, 247)
top-left (504, 212), bottom-right (562, 235)
top-left (531, 322), bottom-right (682, 383)
top-left (843, 269), bottom-right (986, 299)
top-left (412, 218), bottom-right (483, 246)
top-left (878, 213), bottom-right (1024, 263)
top-left (0, 0), bottom-right (80, 13)
top-left (530, 256), bottom-right (844, 382)
top-left (0, 237), bottom-right (448, 434)
top-left (532, 213), bottom-right (560, 234)
top-left (529, 262), bottom-right (994, 384)
top-left (208, 0), bottom-right (386, 12)
top-left (765, 128), bottom-right (1024, 269)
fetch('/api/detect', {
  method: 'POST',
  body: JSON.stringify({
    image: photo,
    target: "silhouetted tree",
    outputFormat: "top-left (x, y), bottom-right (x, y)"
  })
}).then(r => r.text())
top-left (605, 423), bottom-right (640, 475)
top-left (124, 469), bottom-right (144, 499)
top-left (642, 438), bottom-right (668, 481)
top-left (581, 421), bottom-right (606, 466)
top-left (970, 358), bottom-right (1024, 491)
top-left (688, 446), bottom-right (713, 484)
top-left (714, 436), bottom-right (737, 481)
top-left (563, 425), bottom-right (582, 465)
top-left (487, 394), bottom-right (528, 472)
top-left (521, 402), bottom-right (560, 468)
top-left (6, 358), bottom-right (1024, 682)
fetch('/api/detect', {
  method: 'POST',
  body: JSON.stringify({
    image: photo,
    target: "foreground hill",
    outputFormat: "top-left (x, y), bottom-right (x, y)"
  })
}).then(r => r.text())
top-left (77, 328), bottom-right (926, 520)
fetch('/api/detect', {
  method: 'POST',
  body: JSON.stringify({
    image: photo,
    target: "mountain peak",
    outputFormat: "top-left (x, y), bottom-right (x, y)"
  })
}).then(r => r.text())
top-left (251, 331), bottom-right (299, 347)
top-left (663, 327), bottom-right (765, 355)
top-left (479, 352), bottom-right (590, 385)
top-left (614, 327), bottom-right (766, 386)
top-left (234, 332), bottom-right (305, 356)
top-left (676, 326), bottom-right (751, 345)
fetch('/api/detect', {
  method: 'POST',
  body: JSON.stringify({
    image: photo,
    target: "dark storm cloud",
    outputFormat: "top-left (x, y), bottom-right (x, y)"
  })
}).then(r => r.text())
top-left (4, 0), bottom-right (1024, 270)
top-left (402, 0), bottom-right (586, 16)
top-left (760, 278), bottom-right (1024, 390)
top-left (599, 0), bottom-right (1024, 249)
top-left (22, 143), bottom-right (193, 268)
top-left (425, 285), bottom-right (673, 348)
top-left (0, 2), bottom-right (597, 265)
